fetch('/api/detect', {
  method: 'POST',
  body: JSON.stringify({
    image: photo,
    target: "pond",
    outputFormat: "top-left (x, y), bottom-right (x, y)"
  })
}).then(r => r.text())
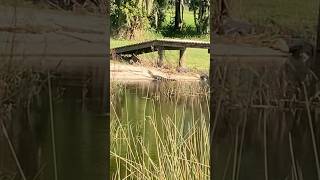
top-left (0, 84), bottom-right (107, 180)
top-left (212, 108), bottom-right (320, 180)
top-left (110, 81), bottom-right (210, 179)
top-left (110, 78), bottom-right (320, 179)
top-left (1, 78), bottom-right (319, 180)
top-left (210, 61), bottom-right (320, 180)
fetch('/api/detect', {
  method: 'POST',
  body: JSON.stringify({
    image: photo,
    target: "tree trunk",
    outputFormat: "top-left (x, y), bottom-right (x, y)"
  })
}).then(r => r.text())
top-left (175, 0), bottom-right (182, 30)
top-left (193, 0), bottom-right (209, 34)
top-left (213, 0), bottom-right (230, 33)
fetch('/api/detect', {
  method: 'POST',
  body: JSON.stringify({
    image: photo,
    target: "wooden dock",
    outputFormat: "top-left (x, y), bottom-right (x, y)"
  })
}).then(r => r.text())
top-left (112, 39), bottom-right (289, 68)
top-left (112, 39), bottom-right (210, 67)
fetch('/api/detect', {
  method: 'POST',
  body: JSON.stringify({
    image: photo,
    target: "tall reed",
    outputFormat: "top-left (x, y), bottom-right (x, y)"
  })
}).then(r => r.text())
top-left (110, 82), bottom-right (210, 179)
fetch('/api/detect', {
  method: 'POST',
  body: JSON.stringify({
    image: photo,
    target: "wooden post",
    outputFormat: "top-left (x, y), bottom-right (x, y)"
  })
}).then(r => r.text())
top-left (179, 48), bottom-right (186, 67)
top-left (158, 48), bottom-right (164, 67)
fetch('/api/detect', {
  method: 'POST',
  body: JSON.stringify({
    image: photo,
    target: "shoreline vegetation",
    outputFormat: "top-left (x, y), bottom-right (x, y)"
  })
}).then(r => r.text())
top-left (110, 82), bottom-right (210, 179)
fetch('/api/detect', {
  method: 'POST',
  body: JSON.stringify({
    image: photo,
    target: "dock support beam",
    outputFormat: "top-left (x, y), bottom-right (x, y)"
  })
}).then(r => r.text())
top-left (179, 48), bottom-right (186, 67)
top-left (158, 48), bottom-right (164, 67)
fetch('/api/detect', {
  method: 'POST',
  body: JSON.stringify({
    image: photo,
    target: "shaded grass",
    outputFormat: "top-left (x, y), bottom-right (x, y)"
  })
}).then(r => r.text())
top-left (160, 25), bottom-right (209, 40)
top-left (162, 9), bottom-right (209, 39)
top-left (164, 8), bottom-right (197, 28)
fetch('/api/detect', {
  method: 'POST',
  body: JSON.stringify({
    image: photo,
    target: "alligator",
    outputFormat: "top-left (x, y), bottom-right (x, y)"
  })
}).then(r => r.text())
top-left (147, 70), bottom-right (176, 81)
top-left (200, 74), bottom-right (209, 82)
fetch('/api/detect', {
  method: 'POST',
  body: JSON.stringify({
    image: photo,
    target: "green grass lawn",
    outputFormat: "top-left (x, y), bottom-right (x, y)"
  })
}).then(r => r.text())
top-left (164, 8), bottom-right (196, 27)
top-left (111, 39), bottom-right (209, 71)
top-left (232, 0), bottom-right (318, 38)
top-left (182, 9), bottom-right (196, 27)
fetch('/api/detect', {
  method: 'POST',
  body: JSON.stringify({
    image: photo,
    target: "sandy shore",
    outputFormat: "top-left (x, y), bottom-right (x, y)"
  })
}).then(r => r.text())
top-left (110, 61), bottom-right (202, 82)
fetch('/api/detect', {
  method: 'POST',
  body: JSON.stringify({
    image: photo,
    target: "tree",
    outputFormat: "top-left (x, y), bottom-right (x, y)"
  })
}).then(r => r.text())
top-left (213, 0), bottom-right (231, 33)
top-left (190, 0), bottom-right (210, 34)
top-left (111, 0), bottom-right (150, 39)
top-left (175, 0), bottom-right (183, 30)
top-left (149, 0), bottom-right (169, 30)
top-left (110, 0), bottom-right (170, 37)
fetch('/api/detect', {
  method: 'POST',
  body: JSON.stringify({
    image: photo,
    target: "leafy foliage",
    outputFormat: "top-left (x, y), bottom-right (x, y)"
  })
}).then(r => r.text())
top-left (148, 0), bottom-right (170, 30)
top-left (111, 0), bottom-right (150, 39)
top-left (190, 0), bottom-right (210, 34)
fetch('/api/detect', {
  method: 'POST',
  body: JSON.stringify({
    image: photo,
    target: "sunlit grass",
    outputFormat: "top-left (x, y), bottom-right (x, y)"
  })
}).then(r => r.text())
top-left (164, 9), bottom-right (196, 28)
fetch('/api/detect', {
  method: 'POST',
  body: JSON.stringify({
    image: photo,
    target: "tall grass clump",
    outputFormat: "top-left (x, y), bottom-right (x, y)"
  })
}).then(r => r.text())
top-left (0, 60), bottom-right (45, 179)
top-left (110, 82), bottom-right (210, 179)
top-left (211, 59), bottom-right (320, 179)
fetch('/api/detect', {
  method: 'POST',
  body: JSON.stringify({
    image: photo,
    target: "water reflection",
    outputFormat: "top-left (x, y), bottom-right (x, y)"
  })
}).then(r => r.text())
top-left (211, 61), bottom-right (320, 180)
top-left (213, 109), bottom-right (320, 180)
top-left (110, 82), bottom-right (210, 179)
top-left (0, 83), bottom-right (107, 180)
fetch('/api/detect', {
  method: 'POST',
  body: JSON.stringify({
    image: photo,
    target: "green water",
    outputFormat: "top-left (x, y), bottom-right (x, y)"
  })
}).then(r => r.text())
top-left (109, 81), bottom-right (320, 180)
top-left (0, 84), bottom-right (107, 180)
top-left (110, 82), bottom-right (210, 179)
top-left (38, 86), bottom-right (107, 180)
top-left (3, 79), bottom-right (319, 180)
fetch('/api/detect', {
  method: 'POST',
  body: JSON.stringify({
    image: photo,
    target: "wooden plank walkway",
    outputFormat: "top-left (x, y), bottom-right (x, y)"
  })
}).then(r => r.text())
top-left (112, 39), bottom-right (210, 67)
top-left (112, 39), bottom-right (289, 67)
top-left (112, 39), bottom-right (210, 54)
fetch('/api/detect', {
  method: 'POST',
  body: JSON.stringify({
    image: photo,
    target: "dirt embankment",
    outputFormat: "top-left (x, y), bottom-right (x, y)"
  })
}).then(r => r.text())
top-left (110, 61), bottom-right (202, 82)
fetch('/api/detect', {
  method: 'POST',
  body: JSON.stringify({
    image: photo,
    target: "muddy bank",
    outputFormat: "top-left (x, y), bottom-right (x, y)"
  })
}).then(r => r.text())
top-left (110, 61), bottom-right (203, 82)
